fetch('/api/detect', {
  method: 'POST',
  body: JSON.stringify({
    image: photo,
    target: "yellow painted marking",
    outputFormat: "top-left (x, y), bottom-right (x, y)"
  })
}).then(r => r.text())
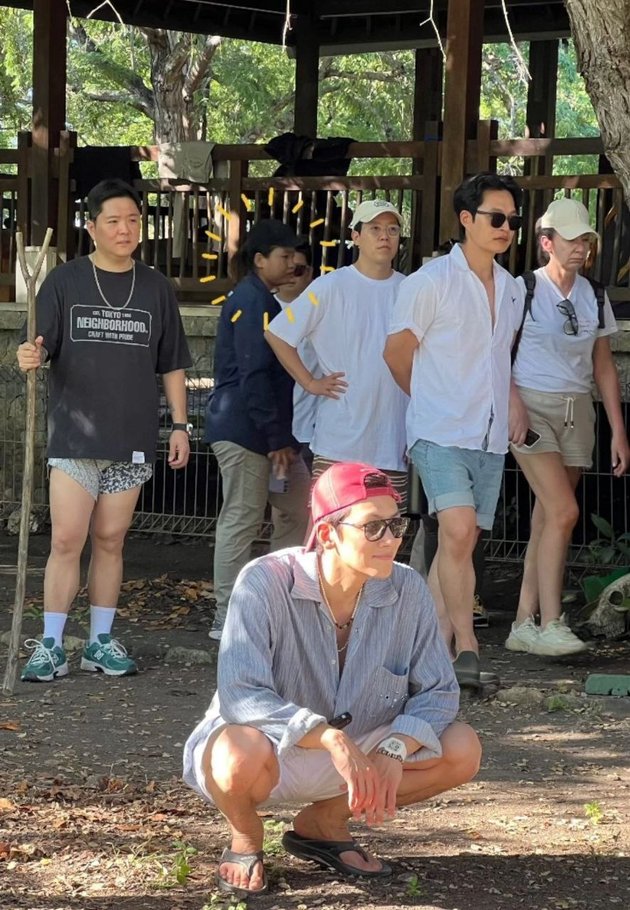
top-left (308, 291), bottom-right (320, 307)
top-left (321, 265), bottom-right (336, 273)
top-left (199, 275), bottom-right (217, 283)
top-left (268, 187), bottom-right (275, 207)
top-left (310, 218), bottom-right (324, 228)
top-left (292, 198), bottom-right (304, 213)
top-left (205, 230), bottom-right (222, 242)
top-left (263, 312), bottom-right (269, 331)
top-left (320, 240), bottom-right (339, 247)
top-left (215, 205), bottom-right (232, 221)
top-left (241, 194), bottom-right (253, 211)
top-left (231, 309), bottom-right (243, 323)
top-left (202, 252), bottom-right (218, 260)
top-left (285, 306), bottom-right (295, 323)
top-left (211, 295), bottom-right (227, 305)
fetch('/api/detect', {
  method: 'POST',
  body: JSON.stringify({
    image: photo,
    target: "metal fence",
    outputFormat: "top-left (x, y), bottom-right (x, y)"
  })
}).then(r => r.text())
top-left (1, 366), bottom-right (629, 568)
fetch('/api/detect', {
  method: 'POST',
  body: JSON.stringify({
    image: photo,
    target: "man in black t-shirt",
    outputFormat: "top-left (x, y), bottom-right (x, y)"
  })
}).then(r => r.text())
top-left (16, 179), bottom-right (192, 683)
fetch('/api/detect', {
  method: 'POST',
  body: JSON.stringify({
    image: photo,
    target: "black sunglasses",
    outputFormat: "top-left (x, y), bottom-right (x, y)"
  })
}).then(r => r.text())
top-left (476, 210), bottom-right (523, 231)
top-left (292, 263), bottom-right (310, 277)
top-left (337, 515), bottom-right (410, 542)
top-left (557, 299), bottom-right (579, 335)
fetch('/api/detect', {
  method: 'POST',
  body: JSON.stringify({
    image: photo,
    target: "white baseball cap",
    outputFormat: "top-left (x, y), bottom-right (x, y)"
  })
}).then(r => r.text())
top-left (539, 198), bottom-right (599, 241)
top-left (350, 199), bottom-right (403, 230)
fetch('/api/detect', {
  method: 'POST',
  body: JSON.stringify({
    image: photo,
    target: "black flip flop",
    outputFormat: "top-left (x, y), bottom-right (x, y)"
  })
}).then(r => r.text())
top-left (216, 847), bottom-right (268, 897)
top-left (282, 830), bottom-right (391, 878)
top-left (453, 650), bottom-right (481, 689)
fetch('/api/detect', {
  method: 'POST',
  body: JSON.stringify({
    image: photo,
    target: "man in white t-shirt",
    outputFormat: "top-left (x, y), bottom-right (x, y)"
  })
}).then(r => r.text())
top-left (265, 200), bottom-right (409, 501)
top-left (384, 173), bottom-right (526, 689)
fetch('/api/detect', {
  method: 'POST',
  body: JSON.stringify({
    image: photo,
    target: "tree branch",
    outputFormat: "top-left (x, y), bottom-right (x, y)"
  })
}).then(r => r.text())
top-left (75, 89), bottom-right (154, 118)
top-left (184, 35), bottom-right (222, 98)
top-left (69, 20), bottom-right (155, 116)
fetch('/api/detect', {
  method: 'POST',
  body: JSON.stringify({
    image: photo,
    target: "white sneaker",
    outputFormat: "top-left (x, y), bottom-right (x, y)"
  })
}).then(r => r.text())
top-left (530, 615), bottom-right (588, 657)
top-left (505, 616), bottom-right (539, 653)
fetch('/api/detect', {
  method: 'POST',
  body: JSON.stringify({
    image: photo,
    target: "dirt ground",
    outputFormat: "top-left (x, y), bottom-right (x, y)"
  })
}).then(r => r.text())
top-left (1, 531), bottom-right (630, 910)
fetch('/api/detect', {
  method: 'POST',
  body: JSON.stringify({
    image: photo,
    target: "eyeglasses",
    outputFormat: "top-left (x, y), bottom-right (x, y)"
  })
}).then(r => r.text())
top-left (557, 299), bottom-right (579, 335)
top-left (336, 515), bottom-right (410, 542)
top-left (364, 224), bottom-right (401, 239)
top-left (476, 210), bottom-right (523, 231)
top-left (292, 263), bottom-right (310, 277)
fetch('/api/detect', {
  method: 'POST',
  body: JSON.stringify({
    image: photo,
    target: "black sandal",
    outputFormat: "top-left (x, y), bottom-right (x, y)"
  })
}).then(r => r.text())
top-left (216, 847), bottom-right (268, 897)
top-left (282, 830), bottom-right (391, 878)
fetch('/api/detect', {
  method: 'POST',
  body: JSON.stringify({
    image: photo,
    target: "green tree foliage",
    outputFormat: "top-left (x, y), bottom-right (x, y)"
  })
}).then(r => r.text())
top-left (0, 9), bottom-right (600, 179)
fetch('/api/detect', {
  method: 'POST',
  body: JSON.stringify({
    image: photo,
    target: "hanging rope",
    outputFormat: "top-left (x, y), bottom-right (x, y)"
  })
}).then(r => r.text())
top-left (282, 0), bottom-right (292, 48)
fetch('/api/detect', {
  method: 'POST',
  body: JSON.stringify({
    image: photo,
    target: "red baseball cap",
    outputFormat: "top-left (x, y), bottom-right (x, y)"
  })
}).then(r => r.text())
top-left (305, 462), bottom-right (401, 551)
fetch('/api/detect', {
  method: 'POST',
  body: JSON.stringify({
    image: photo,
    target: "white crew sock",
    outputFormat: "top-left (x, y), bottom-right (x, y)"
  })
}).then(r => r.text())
top-left (89, 606), bottom-right (116, 644)
top-left (43, 612), bottom-right (68, 647)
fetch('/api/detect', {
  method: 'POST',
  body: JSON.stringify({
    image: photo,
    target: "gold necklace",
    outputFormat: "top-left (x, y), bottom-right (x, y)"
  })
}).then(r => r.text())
top-left (317, 565), bottom-right (364, 631)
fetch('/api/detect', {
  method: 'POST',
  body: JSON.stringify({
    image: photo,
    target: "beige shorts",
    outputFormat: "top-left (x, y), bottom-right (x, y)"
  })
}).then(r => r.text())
top-left (510, 388), bottom-right (595, 468)
top-left (190, 724), bottom-right (392, 807)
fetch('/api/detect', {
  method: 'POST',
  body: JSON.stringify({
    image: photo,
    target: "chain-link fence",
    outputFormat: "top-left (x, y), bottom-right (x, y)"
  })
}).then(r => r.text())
top-left (1, 365), bottom-right (629, 567)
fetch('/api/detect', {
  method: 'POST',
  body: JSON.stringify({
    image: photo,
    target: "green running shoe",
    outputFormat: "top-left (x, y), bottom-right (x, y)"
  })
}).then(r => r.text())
top-left (81, 634), bottom-right (137, 676)
top-left (21, 637), bottom-right (69, 682)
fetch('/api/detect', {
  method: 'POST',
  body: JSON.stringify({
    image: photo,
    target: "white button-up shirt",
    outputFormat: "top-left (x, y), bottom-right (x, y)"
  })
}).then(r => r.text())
top-left (389, 244), bottom-right (522, 455)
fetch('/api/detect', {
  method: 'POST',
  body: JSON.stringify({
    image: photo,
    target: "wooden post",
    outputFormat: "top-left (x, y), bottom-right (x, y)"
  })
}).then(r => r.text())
top-left (293, 15), bottom-right (319, 137)
top-left (31, 0), bottom-right (67, 245)
top-left (525, 40), bottom-right (559, 176)
top-left (439, 0), bottom-right (484, 243)
top-left (412, 48), bottom-right (443, 142)
top-left (2, 229), bottom-right (54, 695)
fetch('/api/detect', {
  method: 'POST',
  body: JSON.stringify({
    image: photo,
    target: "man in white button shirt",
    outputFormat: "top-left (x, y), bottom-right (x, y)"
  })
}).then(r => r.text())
top-left (265, 200), bottom-right (409, 503)
top-left (384, 173), bottom-right (526, 689)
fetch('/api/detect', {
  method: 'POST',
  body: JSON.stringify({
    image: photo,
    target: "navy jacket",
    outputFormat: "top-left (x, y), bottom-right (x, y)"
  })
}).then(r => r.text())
top-left (204, 273), bottom-right (299, 455)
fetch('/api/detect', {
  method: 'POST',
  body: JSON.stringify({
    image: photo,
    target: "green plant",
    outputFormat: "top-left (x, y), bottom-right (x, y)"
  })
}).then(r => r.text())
top-left (584, 801), bottom-right (603, 825)
top-left (586, 514), bottom-right (630, 566)
top-left (203, 896), bottom-right (247, 910)
top-left (263, 818), bottom-right (285, 856)
top-left (405, 874), bottom-right (424, 899)
top-left (546, 694), bottom-right (571, 713)
top-left (171, 839), bottom-right (197, 885)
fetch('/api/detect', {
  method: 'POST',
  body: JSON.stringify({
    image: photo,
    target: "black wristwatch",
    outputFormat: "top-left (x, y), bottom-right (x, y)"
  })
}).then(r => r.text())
top-left (171, 422), bottom-right (193, 434)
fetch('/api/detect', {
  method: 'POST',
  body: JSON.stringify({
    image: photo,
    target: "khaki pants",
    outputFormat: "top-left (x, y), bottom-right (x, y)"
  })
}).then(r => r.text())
top-left (211, 441), bottom-right (310, 630)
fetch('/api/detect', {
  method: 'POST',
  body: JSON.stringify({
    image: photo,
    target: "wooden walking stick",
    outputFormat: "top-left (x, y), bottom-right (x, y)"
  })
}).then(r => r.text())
top-left (2, 228), bottom-right (54, 695)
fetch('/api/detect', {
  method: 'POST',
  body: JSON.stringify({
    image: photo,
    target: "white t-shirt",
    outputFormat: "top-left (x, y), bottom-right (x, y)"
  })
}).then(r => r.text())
top-left (512, 268), bottom-right (617, 394)
top-left (389, 244), bottom-right (522, 455)
top-left (275, 294), bottom-right (319, 445)
top-left (267, 265), bottom-right (408, 470)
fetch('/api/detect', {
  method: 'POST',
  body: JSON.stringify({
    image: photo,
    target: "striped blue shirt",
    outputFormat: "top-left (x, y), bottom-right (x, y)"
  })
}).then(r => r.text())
top-left (183, 548), bottom-right (459, 785)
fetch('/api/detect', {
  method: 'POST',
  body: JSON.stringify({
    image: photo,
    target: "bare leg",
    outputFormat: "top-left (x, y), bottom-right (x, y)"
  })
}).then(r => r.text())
top-left (433, 507), bottom-right (479, 654)
top-left (87, 485), bottom-right (142, 607)
top-left (515, 498), bottom-right (544, 623)
top-left (513, 453), bottom-right (581, 627)
top-left (44, 469), bottom-right (95, 613)
top-left (202, 726), bottom-right (279, 893)
top-left (428, 556), bottom-right (454, 652)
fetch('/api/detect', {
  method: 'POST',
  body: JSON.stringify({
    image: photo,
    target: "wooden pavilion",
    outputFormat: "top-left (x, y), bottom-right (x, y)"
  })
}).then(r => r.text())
top-left (0, 0), bottom-right (625, 301)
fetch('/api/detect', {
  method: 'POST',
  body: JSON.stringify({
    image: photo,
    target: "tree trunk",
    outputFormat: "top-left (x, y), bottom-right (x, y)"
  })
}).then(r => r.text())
top-left (566, 0), bottom-right (630, 201)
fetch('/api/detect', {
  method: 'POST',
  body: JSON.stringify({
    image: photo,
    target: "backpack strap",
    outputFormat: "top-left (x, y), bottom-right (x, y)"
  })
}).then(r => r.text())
top-left (511, 270), bottom-right (536, 366)
top-left (585, 276), bottom-right (606, 329)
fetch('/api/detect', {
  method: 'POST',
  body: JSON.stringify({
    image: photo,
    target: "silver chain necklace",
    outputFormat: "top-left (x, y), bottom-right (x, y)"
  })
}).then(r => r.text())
top-left (317, 565), bottom-right (364, 633)
top-left (91, 257), bottom-right (136, 310)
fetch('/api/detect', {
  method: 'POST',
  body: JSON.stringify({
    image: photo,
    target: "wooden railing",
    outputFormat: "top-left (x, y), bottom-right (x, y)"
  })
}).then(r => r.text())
top-left (0, 124), bottom-right (628, 305)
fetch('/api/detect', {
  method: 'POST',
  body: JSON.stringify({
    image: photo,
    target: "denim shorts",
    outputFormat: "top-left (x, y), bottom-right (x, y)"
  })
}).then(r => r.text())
top-left (409, 440), bottom-right (504, 531)
top-left (48, 459), bottom-right (153, 501)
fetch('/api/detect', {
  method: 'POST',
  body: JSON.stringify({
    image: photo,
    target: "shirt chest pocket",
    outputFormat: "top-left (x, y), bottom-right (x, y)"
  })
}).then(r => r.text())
top-left (365, 666), bottom-right (409, 723)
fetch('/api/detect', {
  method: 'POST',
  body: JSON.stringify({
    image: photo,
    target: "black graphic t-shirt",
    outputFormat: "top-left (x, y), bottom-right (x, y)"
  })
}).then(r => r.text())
top-left (26, 257), bottom-right (192, 462)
